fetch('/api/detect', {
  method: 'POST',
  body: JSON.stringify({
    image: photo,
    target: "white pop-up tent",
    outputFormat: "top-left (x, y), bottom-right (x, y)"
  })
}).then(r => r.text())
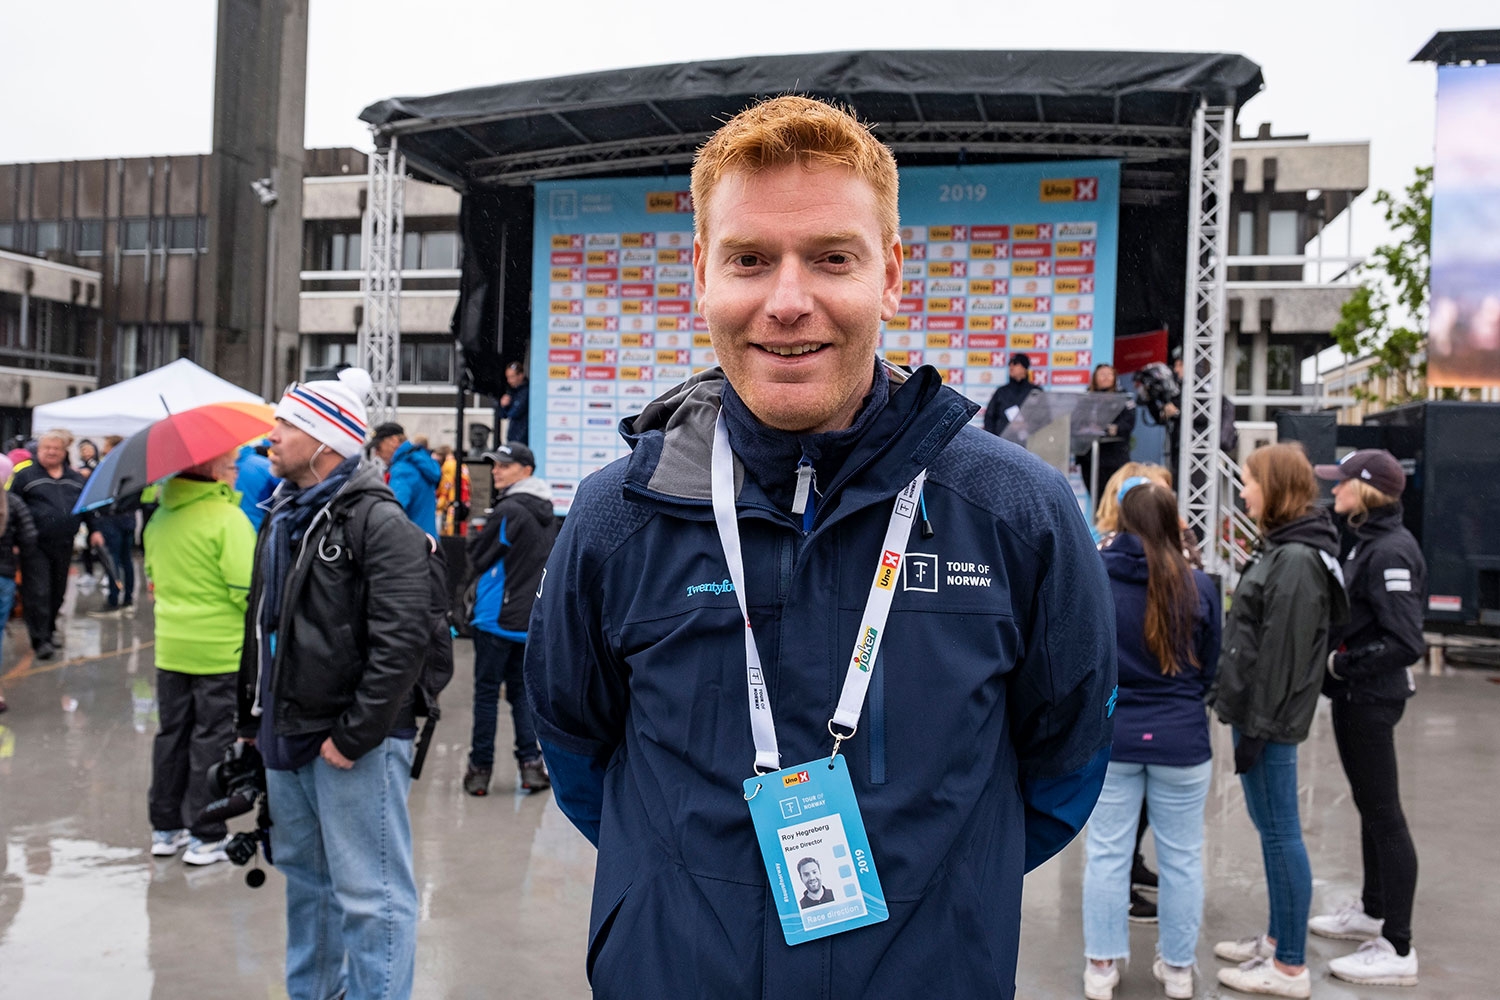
top-left (30, 358), bottom-right (265, 439)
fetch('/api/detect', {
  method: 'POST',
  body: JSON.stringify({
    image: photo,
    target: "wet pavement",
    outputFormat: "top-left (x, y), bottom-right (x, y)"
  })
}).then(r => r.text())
top-left (1, 563), bottom-right (1497, 998)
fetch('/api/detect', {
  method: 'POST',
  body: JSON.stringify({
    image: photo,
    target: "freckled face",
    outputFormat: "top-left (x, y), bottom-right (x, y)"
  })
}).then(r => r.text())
top-left (694, 164), bottom-right (902, 434)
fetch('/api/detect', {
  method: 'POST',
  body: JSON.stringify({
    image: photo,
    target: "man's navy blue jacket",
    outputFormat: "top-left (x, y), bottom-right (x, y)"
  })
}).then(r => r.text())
top-left (525, 364), bottom-right (1116, 999)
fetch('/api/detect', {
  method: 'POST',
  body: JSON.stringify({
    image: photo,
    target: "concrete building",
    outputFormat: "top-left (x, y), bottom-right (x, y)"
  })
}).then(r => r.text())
top-left (1226, 123), bottom-right (1369, 421)
top-left (0, 150), bottom-right (472, 448)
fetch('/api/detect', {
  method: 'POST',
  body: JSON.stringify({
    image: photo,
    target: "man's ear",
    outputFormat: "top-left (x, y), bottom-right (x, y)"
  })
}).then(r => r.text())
top-left (879, 238), bottom-right (903, 321)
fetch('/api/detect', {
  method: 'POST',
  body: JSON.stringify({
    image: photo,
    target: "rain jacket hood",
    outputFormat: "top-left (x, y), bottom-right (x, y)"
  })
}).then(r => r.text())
top-left (387, 440), bottom-right (442, 536)
top-left (527, 361), bottom-right (1117, 999)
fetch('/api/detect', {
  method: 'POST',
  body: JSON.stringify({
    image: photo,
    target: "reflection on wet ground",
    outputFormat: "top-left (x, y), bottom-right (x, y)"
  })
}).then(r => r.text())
top-left (1, 564), bottom-right (1497, 997)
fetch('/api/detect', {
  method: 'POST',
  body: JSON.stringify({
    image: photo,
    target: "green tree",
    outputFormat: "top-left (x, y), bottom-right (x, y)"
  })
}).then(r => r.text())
top-left (1331, 165), bottom-right (1432, 403)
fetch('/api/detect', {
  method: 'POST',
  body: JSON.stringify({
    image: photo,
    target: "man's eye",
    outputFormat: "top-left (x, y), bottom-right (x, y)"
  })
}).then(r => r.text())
top-left (734, 254), bottom-right (760, 267)
top-left (825, 253), bottom-right (851, 265)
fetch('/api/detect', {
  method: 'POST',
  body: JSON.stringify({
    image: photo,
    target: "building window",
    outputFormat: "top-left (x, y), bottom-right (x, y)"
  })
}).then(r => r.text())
top-left (198, 216), bottom-right (210, 251)
top-left (122, 218), bottom-right (150, 252)
top-left (1236, 341), bottom-right (1252, 393)
top-left (332, 232), bottom-right (361, 271)
top-left (1266, 211), bottom-right (1300, 257)
top-left (169, 217), bottom-right (199, 251)
top-left (0, 224), bottom-right (14, 251)
top-left (399, 339), bottom-right (453, 383)
top-left (1235, 211), bottom-right (1254, 257)
top-left (401, 231), bottom-right (460, 270)
top-left (403, 231), bottom-right (421, 269)
top-left (35, 222), bottom-right (63, 253)
top-left (1266, 343), bottom-right (1294, 394)
top-left (75, 220), bottom-right (104, 254)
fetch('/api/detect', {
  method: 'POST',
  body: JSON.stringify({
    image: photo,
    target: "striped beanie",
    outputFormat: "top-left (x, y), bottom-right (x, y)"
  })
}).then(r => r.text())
top-left (274, 367), bottom-right (372, 458)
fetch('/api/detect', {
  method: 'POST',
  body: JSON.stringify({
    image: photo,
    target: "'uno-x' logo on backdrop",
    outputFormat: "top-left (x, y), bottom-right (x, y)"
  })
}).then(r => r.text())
top-left (1040, 177), bottom-right (1099, 202)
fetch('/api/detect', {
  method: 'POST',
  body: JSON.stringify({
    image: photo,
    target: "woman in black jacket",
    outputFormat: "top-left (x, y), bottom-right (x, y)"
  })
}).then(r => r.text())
top-left (0, 480), bottom-right (40, 711)
top-left (1308, 450), bottom-right (1424, 987)
top-left (1210, 443), bottom-right (1348, 999)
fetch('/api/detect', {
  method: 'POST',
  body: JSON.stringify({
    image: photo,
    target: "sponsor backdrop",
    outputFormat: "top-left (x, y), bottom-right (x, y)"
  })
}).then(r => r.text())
top-left (1429, 63), bottom-right (1500, 388)
top-left (531, 161), bottom-right (1120, 511)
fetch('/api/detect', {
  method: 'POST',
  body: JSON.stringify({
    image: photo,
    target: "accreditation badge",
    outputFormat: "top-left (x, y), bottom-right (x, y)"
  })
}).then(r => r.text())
top-left (744, 755), bottom-right (888, 945)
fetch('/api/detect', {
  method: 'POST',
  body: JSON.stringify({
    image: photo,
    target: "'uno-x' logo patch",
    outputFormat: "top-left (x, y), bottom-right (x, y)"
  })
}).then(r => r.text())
top-left (782, 770), bottom-right (810, 787)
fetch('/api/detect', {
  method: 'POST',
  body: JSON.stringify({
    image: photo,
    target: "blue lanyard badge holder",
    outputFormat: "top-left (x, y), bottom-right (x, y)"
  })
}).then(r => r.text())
top-left (711, 414), bottom-right (925, 946)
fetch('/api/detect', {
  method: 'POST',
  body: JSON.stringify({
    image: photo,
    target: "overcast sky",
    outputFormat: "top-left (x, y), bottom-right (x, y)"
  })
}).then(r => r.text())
top-left (3, 0), bottom-right (1493, 253)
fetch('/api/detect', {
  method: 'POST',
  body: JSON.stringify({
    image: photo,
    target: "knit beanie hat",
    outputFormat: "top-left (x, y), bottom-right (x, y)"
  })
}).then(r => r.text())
top-left (273, 368), bottom-right (372, 458)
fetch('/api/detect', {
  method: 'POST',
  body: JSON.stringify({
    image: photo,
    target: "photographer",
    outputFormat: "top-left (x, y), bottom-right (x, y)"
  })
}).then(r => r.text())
top-left (238, 370), bottom-right (430, 1000)
top-left (144, 449), bottom-right (256, 864)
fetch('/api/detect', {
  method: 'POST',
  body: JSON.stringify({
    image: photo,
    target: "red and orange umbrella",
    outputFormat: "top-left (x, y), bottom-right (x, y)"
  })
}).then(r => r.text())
top-left (73, 401), bottom-right (276, 513)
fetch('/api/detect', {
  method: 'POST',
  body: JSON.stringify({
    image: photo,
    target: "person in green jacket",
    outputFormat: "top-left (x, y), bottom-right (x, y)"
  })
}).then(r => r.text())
top-left (142, 449), bottom-right (256, 866)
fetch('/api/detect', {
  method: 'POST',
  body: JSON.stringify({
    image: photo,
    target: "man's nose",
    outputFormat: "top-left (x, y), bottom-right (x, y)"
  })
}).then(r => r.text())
top-left (764, 259), bottom-right (813, 326)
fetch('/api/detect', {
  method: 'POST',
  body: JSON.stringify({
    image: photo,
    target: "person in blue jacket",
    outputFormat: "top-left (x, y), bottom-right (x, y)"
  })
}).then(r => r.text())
top-left (1082, 479), bottom-right (1221, 1000)
top-left (525, 95), bottom-right (1117, 1000)
top-left (371, 422), bottom-right (441, 536)
top-left (235, 441), bottom-right (280, 531)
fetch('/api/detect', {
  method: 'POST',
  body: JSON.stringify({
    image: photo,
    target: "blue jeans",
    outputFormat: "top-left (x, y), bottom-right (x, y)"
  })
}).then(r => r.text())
top-left (99, 518), bottom-right (135, 605)
top-left (1235, 730), bottom-right (1312, 966)
top-left (469, 630), bottom-right (540, 768)
top-left (265, 737), bottom-right (417, 1000)
top-left (1083, 759), bottom-right (1212, 966)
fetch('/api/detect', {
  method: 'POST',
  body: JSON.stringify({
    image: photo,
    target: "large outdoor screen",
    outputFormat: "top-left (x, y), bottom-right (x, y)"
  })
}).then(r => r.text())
top-left (1429, 63), bottom-right (1500, 388)
top-left (530, 161), bottom-right (1120, 512)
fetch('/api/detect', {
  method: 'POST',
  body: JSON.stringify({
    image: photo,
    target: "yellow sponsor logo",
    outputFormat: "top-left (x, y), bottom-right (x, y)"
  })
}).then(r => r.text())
top-left (619, 367), bottom-right (646, 380)
top-left (656, 318), bottom-right (682, 331)
top-left (1052, 351), bottom-right (1079, 366)
top-left (657, 250), bottom-right (682, 263)
top-left (876, 566), bottom-right (896, 590)
top-left (585, 318), bottom-right (610, 331)
top-left (927, 262), bottom-right (954, 277)
top-left (1054, 278), bottom-right (1082, 294)
top-left (621, 233), bottom-right (645, 247)
top-left (1013, 224), bottom-right (1040, 240)
top-left (1011, 261), bottom-right (1039, 276)
top-left (585, 284), bottom-right (610, 297)
top-left (927, 298), bottom-right (955, 312)
top-left (693, 333), bottom-right (713, 347)
top-left (549, 333), bottom-right (573, 345)
top-left (547, 365), bottom-right (573, 379)
top-left (646, 192), bottom-right (679, 213)
top-left (586, 251), bottom-right (611, 264)
top-left (885, 316), bottom-right (912, 331)
top-left (1056, 242), bottom-right (1084, 257)
top-left (969, 243), bottom-right (996, 259)
top-left (1010, 334), bottom-right (1036, 349)
top-left (622, 267), bottom-right (645, 281)
top-left (621, 333), bottom-right (647, 347)
top-left (885, 351), bottom-right (913, 366)
top-left (782, 770), bottom-right (810, 787)
top-left (927, 225), bottom-right (954, 241)
top-left (551, 235), bottom-right (574, 249)
top-left (968, 316), bottom-right (997, 331)
top-left (655, 350), bottom-right (681, 364)
top-left (549, 301), bottom-right (574, 314)
top-left (1041, 179), bottom-right (1076, 202)
top-left (926, 333), bottom-right (956, 348)
top-left (1053, 315), bottom-right (1080, 331)
top-left (968, 280), bottom-right (996, 295)
top-left (585, 350), bottom-right (608, 363)
top-left (967, 351), bottom-right (997, 367)
top-left (550, 267), bottom-right (574, 281)
top-left (1011, 297), bottom-right (1040, 312)
top-left (621, 301), bottom-right (646, 314)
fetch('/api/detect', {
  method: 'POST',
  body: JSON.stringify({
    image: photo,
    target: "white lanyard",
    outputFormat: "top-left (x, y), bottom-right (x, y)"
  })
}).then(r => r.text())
top-left (710, 412), bottom-right (926, 774)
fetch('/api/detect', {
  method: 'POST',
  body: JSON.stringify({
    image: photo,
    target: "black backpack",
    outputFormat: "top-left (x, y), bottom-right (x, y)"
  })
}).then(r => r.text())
top-left (344, 499), bottom-right (456, 780)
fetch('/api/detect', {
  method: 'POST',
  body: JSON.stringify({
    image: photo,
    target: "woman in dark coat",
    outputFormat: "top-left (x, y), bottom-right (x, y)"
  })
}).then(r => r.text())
top-left (1309, 450), bottom-right (1425, 988)
top-left (0, 459), bottom-right (40, 711)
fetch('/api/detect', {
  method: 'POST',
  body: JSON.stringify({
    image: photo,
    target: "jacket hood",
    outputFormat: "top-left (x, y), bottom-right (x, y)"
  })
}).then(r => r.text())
top-left (1100, 532), bottom-right (1150, 584)
top-left (501, 475), bottom-right (554, 504)
top-left (393, 440), bottom-right (441, 486)
top-left (617, 362), bottom-right (977, 514)
top-left (1266, 507), bottom-right (1340, 557)
top-left (161, 475), bottom-right (241, 511)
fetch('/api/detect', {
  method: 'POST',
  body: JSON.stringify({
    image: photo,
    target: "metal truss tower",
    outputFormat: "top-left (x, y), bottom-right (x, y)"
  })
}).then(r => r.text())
top-left (1177, 104), bottom-right (1233, 576)
top-left (360, 138), bottom-right (405, 427)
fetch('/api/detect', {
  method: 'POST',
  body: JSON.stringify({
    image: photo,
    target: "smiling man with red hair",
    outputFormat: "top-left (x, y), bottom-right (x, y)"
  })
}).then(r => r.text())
top-left (527, 95), bottom-right (1117, 1000)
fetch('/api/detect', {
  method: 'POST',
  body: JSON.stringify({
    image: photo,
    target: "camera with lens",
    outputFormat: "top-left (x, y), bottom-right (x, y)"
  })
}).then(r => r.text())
top-left (199, 741), bottom-right (274, 886)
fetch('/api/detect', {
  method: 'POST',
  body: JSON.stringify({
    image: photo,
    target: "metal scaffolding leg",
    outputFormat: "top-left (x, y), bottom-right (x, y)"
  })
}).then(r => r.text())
top-left (1178, 104), bottom-right (1233, 577)
top-left (360, 138), bottom-right (404, 427)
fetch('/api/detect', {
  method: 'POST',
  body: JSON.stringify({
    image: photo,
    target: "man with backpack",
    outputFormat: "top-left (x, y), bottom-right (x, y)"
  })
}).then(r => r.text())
top-left (462, 443), bottom-right (555, 797)
top-left (236, 368), bottom-right (432, 1000)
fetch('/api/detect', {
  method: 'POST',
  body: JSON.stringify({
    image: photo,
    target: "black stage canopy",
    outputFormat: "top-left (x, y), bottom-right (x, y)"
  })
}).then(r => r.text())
top-left (359, 50), bottom-right (1263, 396)
top-left (361, 49), bottom-right (1262, 188)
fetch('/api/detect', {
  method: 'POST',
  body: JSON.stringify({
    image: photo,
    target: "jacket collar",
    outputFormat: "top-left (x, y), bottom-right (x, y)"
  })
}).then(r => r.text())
top-left (618, 362), bottom-right (977, 526)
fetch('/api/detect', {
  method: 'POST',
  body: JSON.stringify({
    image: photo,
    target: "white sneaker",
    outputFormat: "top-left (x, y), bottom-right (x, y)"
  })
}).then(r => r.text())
top-left (1328, 937), bottom-right (1418, 987)
top-left (1214, 933), bottom-right (1274, 963)
top-left (182, 836), bottom-right (230, 866)
top-left (1152, 957), bottom-right (1194, 999)
top-left (150, 828), bottom-right (190, 857)
top-left (1216, 956), bottom-right (1310, 998)
top-left (1309, 899), bottom-right (1384, 941)
top-left (1083, 960), bottom-right (1120, 1000)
